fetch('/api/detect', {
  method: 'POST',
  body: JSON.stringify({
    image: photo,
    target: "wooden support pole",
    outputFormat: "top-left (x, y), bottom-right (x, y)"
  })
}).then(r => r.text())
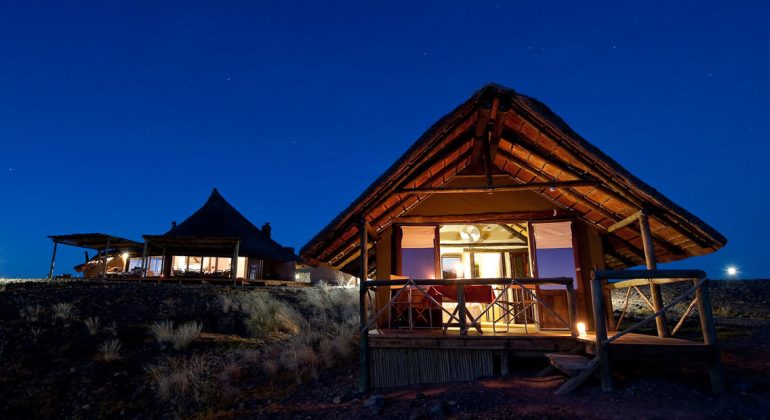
top-left (457, 283), bottom-right (467, 336)
top-left (694, 278), bottom-right (725, 393)
top-left (606, 210), bottom-right (641, 233)
top-left (140, 240), bottom-right (149, 279)
top-left (47, 241), bottom-right (58, 280)
top-left (102, 239), bottom-right (111, 280)
top-left (639, 210), bottom-right (670, 338)
top-left (358, 216), bottom-right (370, 392)
top-left (590, 275), bottom-right (613, 391)
top-left (231, 240), bottom-right (240, 285)
top-left (566, 281), bottom-right (578, 337)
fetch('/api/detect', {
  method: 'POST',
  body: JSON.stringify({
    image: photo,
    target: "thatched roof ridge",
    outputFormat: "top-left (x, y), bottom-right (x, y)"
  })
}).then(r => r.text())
top-left (165, 188), bottom-right (298, 262)
top-left (300, 83), bottom-right (726, 270)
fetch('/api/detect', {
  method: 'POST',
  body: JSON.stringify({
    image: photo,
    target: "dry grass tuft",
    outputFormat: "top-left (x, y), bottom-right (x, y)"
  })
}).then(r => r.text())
top-left (20, 304), bottom-right (42, 322)
top-left (149, 320), bottom-right (175, 345)
top-left (171, 321), bottom-right (202, 350)
top-left (98, 339), bottom-right (122, 362)
top-left (52, 302), bottom-right (74, 321)
top-left (84, 317), bottom-right (101, 335)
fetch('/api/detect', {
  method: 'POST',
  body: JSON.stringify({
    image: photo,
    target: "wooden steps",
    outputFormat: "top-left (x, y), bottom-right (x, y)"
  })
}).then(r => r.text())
top-left (545, 353), bottom-right (600, 395)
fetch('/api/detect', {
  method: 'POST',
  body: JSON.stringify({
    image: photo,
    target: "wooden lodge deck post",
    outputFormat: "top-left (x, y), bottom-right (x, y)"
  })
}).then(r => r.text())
top-left (47, 240), bottom-right (58, 280)
top-left (232, 240), bottom-right (240, 286)
top-left (358, 216), bottom-right (370, 392)
top-left (639, 209), bottom-right (670, 338)
top-left (695, 278), bottom-right (726, 392)
top-left (590, 273), bottom-right (613, 390)
top-left (140, 240), bottom-right (149, 279)
top-left (101, 239), bottom-right (111, 279)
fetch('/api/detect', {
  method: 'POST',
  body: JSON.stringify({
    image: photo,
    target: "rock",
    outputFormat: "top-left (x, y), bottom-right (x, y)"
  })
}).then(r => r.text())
top-left (732, 379), bottom-right (754, 393)
top-left (409, 408), bottom-right (426, 420)
top-left (332, 396), bottom-right (341, 404)
top-left (429, 400), bottom-right (447, 418)
top-left (364, 394), bottom-right (385, 414)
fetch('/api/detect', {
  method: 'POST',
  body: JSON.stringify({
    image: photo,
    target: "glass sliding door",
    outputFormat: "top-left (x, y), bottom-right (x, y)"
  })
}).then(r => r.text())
top-left (438, 223), bottom-right (536, 330)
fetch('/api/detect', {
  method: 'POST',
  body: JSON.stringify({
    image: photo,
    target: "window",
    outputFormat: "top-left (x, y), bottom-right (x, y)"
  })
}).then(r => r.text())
top-left (400, 226), bottom-right (437, 279)
top-left (531, 221), bottom-right (577, 289)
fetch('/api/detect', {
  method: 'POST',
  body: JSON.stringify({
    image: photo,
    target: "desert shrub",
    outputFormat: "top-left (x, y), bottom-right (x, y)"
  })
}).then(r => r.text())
top-left (30, 327), bottom-right (44, 343)
top-left (262, 358), bottom-right (279, 377)
top-left (232, 291), bottom-right (306, 338)
top-left (105, 321), bottom-right (119, 337)
top-left (149, 320), bottom-right (175, 345)
top-left (171, 322), bottom-right (202, 350)
top-left (52, 302), bottom-right (75, 325)
top-left (147, 354), bottom-right (243, 413)
top-left (149, 356), bottom-right (210, 402)
top-left (298, 285), bottom-right (357, 323)
top-left (98, 339), bottom-right (122, 362)
top-left (84, 317), bottom-right (100, 336)
top-left (20, 304), bottom-right (42, 322)
top-left (219, 295), bottom-right (236, 313)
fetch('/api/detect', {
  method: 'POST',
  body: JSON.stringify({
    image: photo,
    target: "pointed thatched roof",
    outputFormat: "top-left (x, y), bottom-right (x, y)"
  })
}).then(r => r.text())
top-left (163, 188), bottom-right (298, 262)
top-left (300, 83), bottom-right (726, 271)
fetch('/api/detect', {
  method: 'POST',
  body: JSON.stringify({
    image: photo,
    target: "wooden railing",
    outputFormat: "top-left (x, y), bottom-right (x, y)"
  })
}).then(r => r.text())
top-left (590, 269), bottom-right (724, 392)
top-left (361, 277), bottom-right (578, 336)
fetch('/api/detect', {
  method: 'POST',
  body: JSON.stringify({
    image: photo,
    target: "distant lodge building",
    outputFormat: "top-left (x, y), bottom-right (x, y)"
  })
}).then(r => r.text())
top-left (48, 189), bottom-right (301, 283)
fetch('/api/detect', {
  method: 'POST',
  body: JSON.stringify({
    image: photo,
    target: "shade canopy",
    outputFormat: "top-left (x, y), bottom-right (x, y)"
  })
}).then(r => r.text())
top-left (48, 233), bottom-right (143, 251)
top-left (301, 83), bottom-right (726, 270)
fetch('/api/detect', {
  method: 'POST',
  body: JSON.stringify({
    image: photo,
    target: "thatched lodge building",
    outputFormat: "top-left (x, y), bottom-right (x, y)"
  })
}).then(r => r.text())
top-left (301, 83), bottom-right (726, 392)
top-left (48, 188), bottom-right (300, 283)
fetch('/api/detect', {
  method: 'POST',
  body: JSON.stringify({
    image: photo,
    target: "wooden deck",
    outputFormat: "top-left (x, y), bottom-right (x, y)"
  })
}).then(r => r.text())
top-left (367, 329), bottom-right (715, 388)
top-left (369, 329), bottom-right (579, 355)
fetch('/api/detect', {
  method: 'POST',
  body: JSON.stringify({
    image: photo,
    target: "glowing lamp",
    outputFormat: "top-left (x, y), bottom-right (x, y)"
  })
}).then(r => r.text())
top-left (122, 252), bottom-right (129, 261)
top-left (577, 322), bottom-right (587, 337)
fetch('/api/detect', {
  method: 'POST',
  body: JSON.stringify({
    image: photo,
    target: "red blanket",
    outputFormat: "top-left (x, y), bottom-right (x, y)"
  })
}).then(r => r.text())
top-left (430, 285), bottom-right (494, 304)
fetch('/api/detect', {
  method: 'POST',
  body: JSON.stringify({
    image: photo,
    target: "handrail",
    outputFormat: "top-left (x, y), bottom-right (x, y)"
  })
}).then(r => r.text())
top-left (605, 277), bottom-right (706, 345)
top-left (589, 268), bottom-right (724, 393)
top-left (362, 276), bottom-right (577, 336)
top-left (593, 269), bottom-right (706, 281)
top-left (363, 277), bottom-right (573, 287)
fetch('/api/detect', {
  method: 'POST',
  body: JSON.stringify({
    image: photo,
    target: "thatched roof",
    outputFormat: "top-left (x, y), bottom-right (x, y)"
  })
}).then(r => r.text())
top-left (161, 188), bottom-right (298, 262)
top-left (300, 83), bottom-right (726, 271)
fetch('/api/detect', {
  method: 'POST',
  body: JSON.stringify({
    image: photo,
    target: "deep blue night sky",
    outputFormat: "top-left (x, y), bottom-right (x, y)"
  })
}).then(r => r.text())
top-left (1, 1), bottom-right (768, 278)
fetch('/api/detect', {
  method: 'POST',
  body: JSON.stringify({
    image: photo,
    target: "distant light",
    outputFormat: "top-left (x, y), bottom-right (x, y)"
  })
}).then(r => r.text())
top-left (453, 261), bottom-right (465, 278)
top-left (577, 322), bottom-right (587, 337)
top-left (725, 266), bottom-right (738, 277)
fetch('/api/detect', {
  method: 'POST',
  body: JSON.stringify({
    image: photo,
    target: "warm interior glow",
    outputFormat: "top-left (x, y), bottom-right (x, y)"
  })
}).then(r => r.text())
top-left (121, 252), bottom-right (129, 261)
top-left (577, 322), bottom-right (587, 337)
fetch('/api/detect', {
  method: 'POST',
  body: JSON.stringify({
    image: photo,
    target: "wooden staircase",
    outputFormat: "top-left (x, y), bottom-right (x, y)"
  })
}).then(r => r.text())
top-left (543, 352), bottom-right (599, 396)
